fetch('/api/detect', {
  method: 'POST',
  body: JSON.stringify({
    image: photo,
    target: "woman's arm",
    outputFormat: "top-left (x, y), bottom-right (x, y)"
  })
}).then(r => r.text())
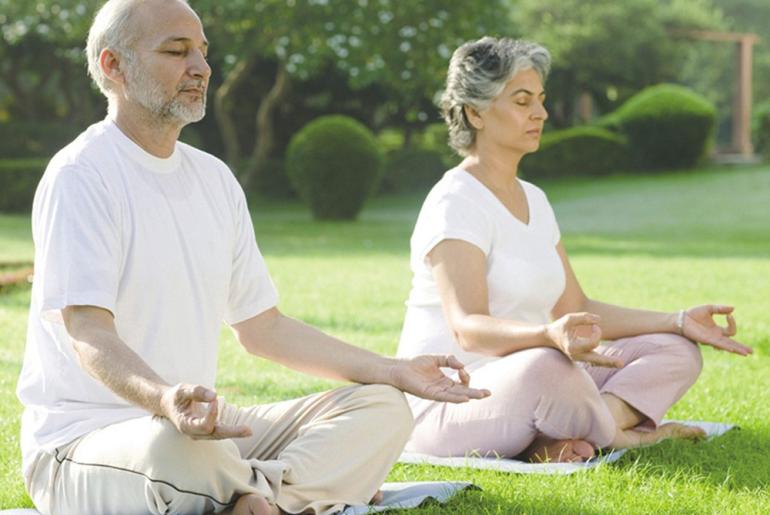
top-left (429, 239), bottom-right (622, 367)
top-left (551, 243), bottom-right (752, 356)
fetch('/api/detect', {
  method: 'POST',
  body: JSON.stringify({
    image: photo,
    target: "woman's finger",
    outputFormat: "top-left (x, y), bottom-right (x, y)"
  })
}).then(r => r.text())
top-left (579, 351), bottom-right (624, 368)
top-left (723, 314), bottom-right (737, 337)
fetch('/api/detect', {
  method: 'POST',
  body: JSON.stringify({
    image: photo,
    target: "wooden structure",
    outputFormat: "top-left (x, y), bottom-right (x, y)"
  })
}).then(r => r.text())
top-left (672, 30), bottom-right (759, 157)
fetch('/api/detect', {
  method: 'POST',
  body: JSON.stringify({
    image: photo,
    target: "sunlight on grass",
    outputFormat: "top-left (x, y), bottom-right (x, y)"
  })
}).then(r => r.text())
top-left (1, 165), bottom-right (769, 511)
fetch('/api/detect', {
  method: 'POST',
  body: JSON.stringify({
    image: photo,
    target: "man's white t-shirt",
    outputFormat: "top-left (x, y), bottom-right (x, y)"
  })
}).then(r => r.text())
top-left (16, 119), bottom-right (278, 475)
top-left (397, 167), bottom-right (566, 367)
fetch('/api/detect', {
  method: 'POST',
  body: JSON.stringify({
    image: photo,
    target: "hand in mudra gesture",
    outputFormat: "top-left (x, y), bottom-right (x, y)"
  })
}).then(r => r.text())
top-left (682, 305), bottom-right (752, 356)
top-left (547, 312), bottom-right (624, 368)
top-left (160, 383), bottom-right (252, 440)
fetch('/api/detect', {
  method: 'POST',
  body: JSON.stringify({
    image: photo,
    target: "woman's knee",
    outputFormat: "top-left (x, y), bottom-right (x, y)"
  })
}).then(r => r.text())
top-left (649, 333), bottom-right (703, 384)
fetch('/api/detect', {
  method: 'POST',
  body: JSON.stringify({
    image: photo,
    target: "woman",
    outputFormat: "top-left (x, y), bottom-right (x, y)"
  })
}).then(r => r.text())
top-left (396, 37), bottom-right (752, 462)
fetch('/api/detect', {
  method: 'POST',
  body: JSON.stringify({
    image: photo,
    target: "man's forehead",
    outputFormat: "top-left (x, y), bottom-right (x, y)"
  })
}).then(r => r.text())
top-left (132, 0), bottom-right (206, 44)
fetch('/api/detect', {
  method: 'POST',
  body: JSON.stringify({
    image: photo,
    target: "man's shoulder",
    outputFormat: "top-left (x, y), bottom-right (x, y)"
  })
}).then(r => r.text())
top-left (47, 120), bottom-right (114, 172)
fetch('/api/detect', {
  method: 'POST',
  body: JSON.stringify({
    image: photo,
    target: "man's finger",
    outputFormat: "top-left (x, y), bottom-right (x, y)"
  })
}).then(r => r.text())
top-left (573, 333), bottom-right (601, 353)
top-left (723, 314), bottom-right (737, 337)
top-left (457, 367), bottom-right (470, 386)
top-left (194, 423), bottom-right (253, 440)
top-left (188, 384), bottom-right (216, 402)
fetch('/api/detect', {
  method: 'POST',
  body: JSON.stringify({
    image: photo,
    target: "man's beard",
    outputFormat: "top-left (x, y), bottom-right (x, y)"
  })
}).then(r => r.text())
top-left (124, 62), bottom-right (206, 124)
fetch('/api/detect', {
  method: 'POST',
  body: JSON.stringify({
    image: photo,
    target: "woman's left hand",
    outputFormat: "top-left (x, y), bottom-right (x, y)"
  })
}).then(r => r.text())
top-left (682, 305), bottom-right (753, 356)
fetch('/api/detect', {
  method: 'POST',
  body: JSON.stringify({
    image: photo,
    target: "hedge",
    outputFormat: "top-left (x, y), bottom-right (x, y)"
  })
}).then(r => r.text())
top-left (0, 158), bottom-right (48, 213)
top-left (380, 147), bottom-right (446, 194)
top-left (520, 126), bottom-right (629, 179)
top-left (286, 115), bottom-right (383, 220)
top-left (611, 84), bottom-right (716, 170)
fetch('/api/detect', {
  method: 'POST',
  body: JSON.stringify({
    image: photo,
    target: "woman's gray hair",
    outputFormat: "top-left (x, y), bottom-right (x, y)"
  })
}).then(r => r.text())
top-left (86, 0), bottom-right (189, 96)
top-left (440, 37), bottom-right (551, 156)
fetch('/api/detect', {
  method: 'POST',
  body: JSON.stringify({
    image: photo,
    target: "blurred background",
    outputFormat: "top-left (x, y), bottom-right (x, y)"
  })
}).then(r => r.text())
top-left (0, 0), bottom-right (768, 215)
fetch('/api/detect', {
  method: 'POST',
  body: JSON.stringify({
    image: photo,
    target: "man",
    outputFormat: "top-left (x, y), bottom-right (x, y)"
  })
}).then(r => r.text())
top-left (16, 1), bottom-right (489, 513)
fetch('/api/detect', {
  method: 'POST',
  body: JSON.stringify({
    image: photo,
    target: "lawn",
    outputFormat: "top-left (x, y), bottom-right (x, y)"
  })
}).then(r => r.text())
top-left (1, 164), bottom-right (769, 513)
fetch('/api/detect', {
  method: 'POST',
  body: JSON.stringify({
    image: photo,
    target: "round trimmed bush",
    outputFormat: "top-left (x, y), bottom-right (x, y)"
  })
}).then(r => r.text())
top-left (380, 148), bottom-right (446, 194)
top-left (752, 100), bottom-right (770, 161)
top-left (520, 126), bottom-right (629, 179)
top-left (613, 84), bottom-right (716, 170)
top-left (286, 115), bottom-right (383, 220)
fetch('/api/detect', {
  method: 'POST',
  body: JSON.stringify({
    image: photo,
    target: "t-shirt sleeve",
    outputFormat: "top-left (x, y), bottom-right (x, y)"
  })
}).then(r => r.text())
top-left (34, 165), bottom-right (122, 320)
top-left (412, 193), bottom-right (493, 266)
top-left (223, 187), bottom-right (278, 325)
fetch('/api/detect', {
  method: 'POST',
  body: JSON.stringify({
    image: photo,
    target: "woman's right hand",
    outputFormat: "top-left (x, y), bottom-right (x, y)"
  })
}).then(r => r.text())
top-left (546, 313), bottom-right (624, 368)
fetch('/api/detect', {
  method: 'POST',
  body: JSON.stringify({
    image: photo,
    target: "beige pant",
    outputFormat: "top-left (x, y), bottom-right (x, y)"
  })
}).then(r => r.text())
top-left (26, 384), bottom-right (414, 515)
top-left (407, 333), bottom-right (703, 457)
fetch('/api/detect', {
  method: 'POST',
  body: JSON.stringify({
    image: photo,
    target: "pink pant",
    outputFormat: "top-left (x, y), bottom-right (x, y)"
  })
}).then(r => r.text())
top-left (406, 333), bottom-right (703, 457)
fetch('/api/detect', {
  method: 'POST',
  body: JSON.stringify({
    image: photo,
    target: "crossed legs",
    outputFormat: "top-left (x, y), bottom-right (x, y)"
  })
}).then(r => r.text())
top-left (406, 333), bottom-right (704, 462)
top-left (26, 384), bottom-right (413, 515)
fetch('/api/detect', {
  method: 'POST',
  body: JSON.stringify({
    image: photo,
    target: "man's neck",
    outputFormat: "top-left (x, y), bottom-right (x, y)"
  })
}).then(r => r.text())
top-left (112, 106), bottom-right (183, 158)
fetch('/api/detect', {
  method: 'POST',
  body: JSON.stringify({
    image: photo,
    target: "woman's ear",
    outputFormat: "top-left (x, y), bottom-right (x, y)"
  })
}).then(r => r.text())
top-left (463, 105), bottom-right (484, 130)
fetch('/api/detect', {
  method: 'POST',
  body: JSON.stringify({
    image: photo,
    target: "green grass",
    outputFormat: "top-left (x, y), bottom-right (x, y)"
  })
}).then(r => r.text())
top-left (1, 164), bottom-right (769, 512)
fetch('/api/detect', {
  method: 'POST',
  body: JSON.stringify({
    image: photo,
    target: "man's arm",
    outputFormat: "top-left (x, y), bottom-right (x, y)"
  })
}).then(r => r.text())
top-left (232, 307), bottom-right (490, 403)
top-left (63, 305), bottom-right (251, 439)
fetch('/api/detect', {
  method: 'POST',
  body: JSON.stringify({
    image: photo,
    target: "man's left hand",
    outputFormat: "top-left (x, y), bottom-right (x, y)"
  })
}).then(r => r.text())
top-left (388, 355), bottom-right (491, 403)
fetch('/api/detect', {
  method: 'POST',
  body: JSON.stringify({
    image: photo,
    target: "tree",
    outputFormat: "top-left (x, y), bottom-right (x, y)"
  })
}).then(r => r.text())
top-left (0, 1), bottom-right (103, 125)
top-left (194, 0), bottom-right (508, 189)
top-left (512, 0), bottom-right (726, 127)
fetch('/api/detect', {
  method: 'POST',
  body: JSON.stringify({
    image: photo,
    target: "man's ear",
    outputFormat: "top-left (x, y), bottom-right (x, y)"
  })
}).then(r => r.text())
top-left (100, 48), bottom-right (127, 88)
top-left (463, 105), bottom-right (484, 130)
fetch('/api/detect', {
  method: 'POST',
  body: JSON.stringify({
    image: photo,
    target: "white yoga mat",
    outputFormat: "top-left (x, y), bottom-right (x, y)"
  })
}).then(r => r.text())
top-left (399, 420), bottom-right (735, 475)
top-left (0, 481), bottom-right (477, 515)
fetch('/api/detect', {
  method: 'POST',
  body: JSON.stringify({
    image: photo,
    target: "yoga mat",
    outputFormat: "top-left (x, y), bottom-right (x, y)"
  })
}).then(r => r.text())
top-left (399, 420), bottom-right (735, 475)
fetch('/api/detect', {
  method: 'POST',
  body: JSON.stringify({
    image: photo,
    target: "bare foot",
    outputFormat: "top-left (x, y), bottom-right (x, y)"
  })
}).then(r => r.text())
top-left (369, 490), bottom-right (384, 505)
top-left (610, 422), bottom-right (706, 449)
top-left (523, 436), bottom-right (595, 463)
top-left (224, 494), bottom-right (280, 515)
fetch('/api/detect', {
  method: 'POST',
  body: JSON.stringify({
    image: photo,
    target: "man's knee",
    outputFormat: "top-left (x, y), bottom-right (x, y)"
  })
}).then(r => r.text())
top-left (354, 384), bottom-right (415, 437)
top-left (144, 418), bottom-right (241, 478)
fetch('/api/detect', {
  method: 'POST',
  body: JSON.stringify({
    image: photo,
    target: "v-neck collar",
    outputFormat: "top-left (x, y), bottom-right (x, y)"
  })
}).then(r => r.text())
top-left (455, 168), bottom-right (534, 229)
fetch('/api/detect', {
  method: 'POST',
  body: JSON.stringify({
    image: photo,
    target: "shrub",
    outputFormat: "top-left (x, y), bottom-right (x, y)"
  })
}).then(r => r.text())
top-left (250, 158), bottom-right (297, 200)
top-left (0, 122), bottom-right (80, 159)
top-left (520, 126), bottom-right (629, 179)
top-left (380, 148), bottom-right (446, 194)
top-left (286, 115), bottom-right (383, 220)
top-left (0, 158), bottom-right (48, 213)
top-left (612, 84), bottom-right (716, 170)
top-left (752, 100), bottom-right (770, 161)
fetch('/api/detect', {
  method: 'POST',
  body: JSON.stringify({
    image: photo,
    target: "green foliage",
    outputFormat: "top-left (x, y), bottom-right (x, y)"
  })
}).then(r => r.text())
top-left (286, 115), bottom-right (383, 220)
top-left (249, 158), bottom-right (296, 200)
top-left (0, 122), bottom-right (80, 159)
top-left (0, 159), bottom-right (47, 213)
top-left (612, 84), bottom-right (716, 170)
top-left (514, 0), bottom-right (725, 125)
top-left (520, 126), bottom-right (629, 179)
top-left (752, 100), bottom-right (770, 161)
top-left (380, 148), bottom-right (446, 194)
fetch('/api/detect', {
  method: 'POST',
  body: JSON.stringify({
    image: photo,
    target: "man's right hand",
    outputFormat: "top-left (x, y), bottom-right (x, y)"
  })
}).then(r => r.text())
top-left (159, 384), bottom-right (252, 440)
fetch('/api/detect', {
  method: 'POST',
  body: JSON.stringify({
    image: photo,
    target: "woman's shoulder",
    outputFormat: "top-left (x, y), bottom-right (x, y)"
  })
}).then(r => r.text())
top-left (427, 167), bottom-right (489, 205)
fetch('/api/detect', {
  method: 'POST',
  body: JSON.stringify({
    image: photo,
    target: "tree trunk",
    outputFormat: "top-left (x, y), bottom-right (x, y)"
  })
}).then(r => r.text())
top-left (213, 56), bottom-right (256, 172)
top-left (241, 63), bottom-right (291, 191)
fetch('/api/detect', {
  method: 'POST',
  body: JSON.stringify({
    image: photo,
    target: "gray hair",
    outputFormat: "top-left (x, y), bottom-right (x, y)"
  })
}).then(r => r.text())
top-left (86, 0), bottom-right (189, 97)
top-left (440, 37), bottom-right (551, 156)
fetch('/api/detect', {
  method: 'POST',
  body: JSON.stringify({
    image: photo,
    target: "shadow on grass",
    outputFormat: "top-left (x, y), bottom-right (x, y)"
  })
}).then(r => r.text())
top-left (611, 426), bottom-right (769, 491)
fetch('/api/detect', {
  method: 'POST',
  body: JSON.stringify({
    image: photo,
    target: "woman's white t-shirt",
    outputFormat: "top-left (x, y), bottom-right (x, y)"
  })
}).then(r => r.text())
top-left (397, 167), bottom-right (566, 367)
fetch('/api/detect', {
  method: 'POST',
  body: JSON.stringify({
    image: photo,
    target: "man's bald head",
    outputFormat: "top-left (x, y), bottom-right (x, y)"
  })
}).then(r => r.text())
top-left (86, 0), bottom-right (193, 96)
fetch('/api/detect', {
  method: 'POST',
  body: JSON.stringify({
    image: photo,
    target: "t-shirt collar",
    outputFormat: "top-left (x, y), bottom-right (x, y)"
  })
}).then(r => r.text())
top-left (106, 117), bottom-right (182, 174)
